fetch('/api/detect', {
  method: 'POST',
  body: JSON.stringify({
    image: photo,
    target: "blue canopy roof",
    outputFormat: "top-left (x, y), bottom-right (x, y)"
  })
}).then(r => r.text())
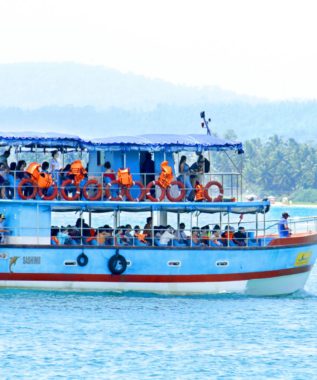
top-left (91, 134), bottom-right (243, 152)
top-left (0, 131), bottom-right (86, 149)
top-left (0, 131), bottom-right (243, 153)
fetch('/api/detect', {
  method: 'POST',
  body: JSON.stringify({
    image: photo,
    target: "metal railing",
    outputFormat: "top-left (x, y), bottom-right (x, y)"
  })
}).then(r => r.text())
top-left (1, 216), bottom-right (316, 247)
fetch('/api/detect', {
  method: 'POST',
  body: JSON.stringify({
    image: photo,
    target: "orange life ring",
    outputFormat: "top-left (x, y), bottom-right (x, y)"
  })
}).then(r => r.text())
top-left (17, 178), bottom-right (37, 200)
top-left (146, 180), bottom-right (166, 202)
top-left (60, 179), bottom-right (80, 201)
top-left (38, 183), bottom-right (58, 200)
top-left (83, 179), bottom-right (102, 201)
top-left (204, 181), bottom-right (224, 202)
top-left (105, 180), bottom-right (125, 201)
top-left (166, 180), bottom-right (185, 202)
top-left (125, 181), bottom-right (146, 202)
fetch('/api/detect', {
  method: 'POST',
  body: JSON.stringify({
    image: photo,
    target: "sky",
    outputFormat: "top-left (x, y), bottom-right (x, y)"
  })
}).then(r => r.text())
top-left (0, 0), bottom-right (317, 100)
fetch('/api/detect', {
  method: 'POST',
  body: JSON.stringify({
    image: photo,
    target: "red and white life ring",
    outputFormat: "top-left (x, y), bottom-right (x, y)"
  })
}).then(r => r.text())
top-left (125, 181), bottom-right (146, 202)
top-left (38, 183), bottom-right (58, 200)
top-left (60, 179), bottom-right (80, 201)
top-left (204, 181), bottom-right (224, 202)
top-left (105, 180), bottom-right (125, 201)
top-left (17, 178), bottom-right (37, 200)
top-left (166, 180), bottom-right (186, 202)
top-left (83, 179), bottom-right (102, 201)
top-left (146, 180), bottom-right (166, 202)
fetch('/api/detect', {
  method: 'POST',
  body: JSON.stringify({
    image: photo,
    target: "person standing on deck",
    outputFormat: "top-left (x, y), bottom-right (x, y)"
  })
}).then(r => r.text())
top-left (278, 212), bottom-right (291, 237)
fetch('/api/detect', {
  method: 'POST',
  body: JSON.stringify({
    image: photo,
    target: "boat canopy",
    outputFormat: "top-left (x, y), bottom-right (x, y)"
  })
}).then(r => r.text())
top-left (91, 134), bottom-right (243, 153)
top-left (0, 131), bottom-right (243, 153)
top-left (48, 200), bottom-right (269, 214)
top-left (0, 131), bottom-right (86, 149)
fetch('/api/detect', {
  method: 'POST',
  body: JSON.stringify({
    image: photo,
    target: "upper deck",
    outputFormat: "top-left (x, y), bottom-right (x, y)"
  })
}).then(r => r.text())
top-left (0, 131), bottom-right (244, 203)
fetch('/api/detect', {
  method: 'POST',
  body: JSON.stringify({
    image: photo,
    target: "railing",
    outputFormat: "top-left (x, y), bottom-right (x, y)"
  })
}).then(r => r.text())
top-left (0, 171), bottom-right (242, 202)
top-left (1, 217), bottom-right (317, 247)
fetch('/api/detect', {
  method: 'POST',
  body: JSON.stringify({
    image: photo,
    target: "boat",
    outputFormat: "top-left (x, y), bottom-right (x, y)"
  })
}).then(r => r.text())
top-left (0, 121), bottom-right (316, 296)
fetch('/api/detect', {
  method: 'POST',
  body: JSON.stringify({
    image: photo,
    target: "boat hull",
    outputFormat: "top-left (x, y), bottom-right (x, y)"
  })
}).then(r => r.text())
top-left (0, 242), bottom-right (316, 296)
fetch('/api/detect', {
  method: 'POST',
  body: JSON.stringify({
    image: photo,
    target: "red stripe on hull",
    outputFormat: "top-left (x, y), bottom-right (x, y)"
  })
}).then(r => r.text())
top-left (268, 233), bottom-right (317, 246)
top-left (0, 265), bottom-right (312, 283)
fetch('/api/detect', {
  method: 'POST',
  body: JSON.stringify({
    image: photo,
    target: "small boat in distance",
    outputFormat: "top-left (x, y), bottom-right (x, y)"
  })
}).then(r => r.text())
top-left (0, 121), bottom-right (316, 296)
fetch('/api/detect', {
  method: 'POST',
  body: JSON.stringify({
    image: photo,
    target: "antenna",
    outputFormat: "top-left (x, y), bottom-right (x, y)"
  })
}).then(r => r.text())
top-left (200, 111), bottom-right (211, 135)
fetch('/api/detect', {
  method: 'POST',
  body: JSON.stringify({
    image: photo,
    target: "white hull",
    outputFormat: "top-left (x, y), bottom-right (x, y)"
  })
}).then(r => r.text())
top-left (0, 271), bottom-right (311, 296)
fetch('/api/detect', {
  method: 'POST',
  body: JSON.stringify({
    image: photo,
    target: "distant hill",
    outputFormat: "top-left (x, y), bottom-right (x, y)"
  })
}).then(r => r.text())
top-left (0, 62), bottom-right (316, 142)
top-left (0, 62), bottom-right (254, 110)
top-left (0, 103), bottom-right (316, 141)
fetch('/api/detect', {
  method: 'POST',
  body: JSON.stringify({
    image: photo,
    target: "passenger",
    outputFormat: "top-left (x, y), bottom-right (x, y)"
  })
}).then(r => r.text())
top-left (57, 226), bottom-right (70, 245)
top-left (278, 212), bottom-right (291, 237)
top-left (5, 162), bottom-right (16, 199)
top-left (0, 148), bottom-right (11, 169)
top-left (124, 224), bottom-right (134, 245)
top-left (143, 216), bottom-right (152, 238)
top-left (221, 225), bottom-right (235, 246)
top-left (210, 228), bottom-right (223, 247)
top-left (233, 226), bottom-right (247, 246)
top-left (103, 225), bottom-right (114, 246)
top-left (140, 152), bottom-right (155, 188)
top-left (41, 161), bottom-right (50, 173)
top-left (191, 226), bottom-right (201, 247)
top-left (88, 228), bottom-right (108, 246)
top-left (0, 213), bottom-right (9, 244)
top-left (134, 225), bottom-right (147, 246)
top-left (201, 225), bottom-right (210, 245)
top-left (67, 227), bottom-right (81, 245)
top-left (50, 150), bottom-right (60, 174)
top-left (16, 160), bottom-right (27, 180)
top-left (159, 225), bottom-right (175, 246)
top-left (194, 181), bottom-right (205, 202)
top-left (103, 161), bottom-right (116, 185)
top-left (115, 226), bottom-right (127, 246)
top-left (175, 222), bottom-right (188, 245)
top-left (177, 155), bottom-right (192, 200)
top-left (51, 226), bottom-right (60, 245)
top-left (190, 155), bottom-right (204, 187)
top-left (75, 218), bottom-right (90, 243)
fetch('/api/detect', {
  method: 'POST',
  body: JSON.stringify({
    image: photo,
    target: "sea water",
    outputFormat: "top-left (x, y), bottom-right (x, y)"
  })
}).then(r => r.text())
top-left (1, 206), bottom-right (317, 379)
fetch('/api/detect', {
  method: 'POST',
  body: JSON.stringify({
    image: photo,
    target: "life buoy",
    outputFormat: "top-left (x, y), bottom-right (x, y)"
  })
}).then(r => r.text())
top-left (108, 253), bottom-right (127, 275)
top-left (60, 179), bottom-right (80, 201)
top-left (38, 183), bottom-right (58, 200)
top-left (105, 180), bottom-right (125, 201)
top-left (83, 179), bottom-right (102, 201)
top-left (125, 181), bottom-right (146, 202)
top-left (146, 180), bottom-right (166, 202)
top-left (77, 253), bottom-right (88, 267)
top-left (166, 180), bottom-right (185, 202)
top-left (204, 181), bottom-right (224, 202)
top-left (17, 178), bottom-right (37, 200)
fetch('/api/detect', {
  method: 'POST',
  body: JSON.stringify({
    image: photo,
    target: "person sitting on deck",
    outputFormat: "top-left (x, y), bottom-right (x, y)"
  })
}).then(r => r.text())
top-left (210, 225), bottom-right (223, 247)
top-left (191, 226), bottom-right (201, 247)
top-left (124, 224), bottom-right (134, 245)
top-left (51, 226), bottom-right (60, 245)
top-left (87, 227), bottom-right (108, 246)
top-left (221, 225), bottom-right (236, 246)
top-left (134, 225), bottom-right (147, 246)
top-left (102, 225), bottom-right (114, 246)
top-left (233, 226), bottom-right (247, 246)
top-left (56, 226), bottom-right (70, 245)
top-left (175, 223), bottom-right (188, 246)
top-left (201, 225), bottom-right (211, 246)
top-left (115, 226), bottom-right (128, 246)
top-left (278, 212), bottom-right (291, 237)
top-left (159, 225), bottom-right (175, 246)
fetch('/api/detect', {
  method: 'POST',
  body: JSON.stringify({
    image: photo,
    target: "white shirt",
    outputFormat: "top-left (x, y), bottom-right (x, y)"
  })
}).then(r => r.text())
top-left (50, 158), bottom-right (61, 171)
top-left (159, 230), bottom-right (175, 245)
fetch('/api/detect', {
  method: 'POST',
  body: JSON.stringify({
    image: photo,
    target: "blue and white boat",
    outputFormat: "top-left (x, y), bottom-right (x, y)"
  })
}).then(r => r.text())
top-left (0, 125), bottom-right (316, 296)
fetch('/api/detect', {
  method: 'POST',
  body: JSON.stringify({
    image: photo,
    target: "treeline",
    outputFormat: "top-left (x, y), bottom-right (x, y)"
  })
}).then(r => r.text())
top-left (214, 133), bottom-right (317, 202)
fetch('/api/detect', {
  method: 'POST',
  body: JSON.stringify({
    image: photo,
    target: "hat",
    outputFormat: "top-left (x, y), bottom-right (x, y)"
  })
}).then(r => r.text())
top-left (0, 213), bottom-right (5, 219)
top-left (282, 212), bottom-right (290, 218)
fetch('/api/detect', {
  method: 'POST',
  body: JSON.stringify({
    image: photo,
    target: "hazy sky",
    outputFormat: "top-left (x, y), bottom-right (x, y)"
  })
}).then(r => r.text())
top-left (0, 0), bottom-right (316, 100)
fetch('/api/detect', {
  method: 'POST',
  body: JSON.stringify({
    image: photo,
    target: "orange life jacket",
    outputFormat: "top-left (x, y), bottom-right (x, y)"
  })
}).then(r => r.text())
top-left (51, 236), bottom-right (60, 245)
top-left (26, 162), bottom-right (41, 181)
top-left (38, 172), bottom-right (53, 189)
top-left (158, 161), bottom-right (173, 188)
top-left (69, 160), bottom-right (87, 185)
top-left (135, 232), bottom-right (147, 243)
top-left (117, 168), bottom-right (133, 186)
top-left (195, 183), bottom-right (205, 201)
top-left (222, 231), bottom-right (234, 240)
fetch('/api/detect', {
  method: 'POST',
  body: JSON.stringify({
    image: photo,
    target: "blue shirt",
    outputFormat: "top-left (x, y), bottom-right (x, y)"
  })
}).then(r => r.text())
top-left (278, 218), bottom-right (289, 237)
